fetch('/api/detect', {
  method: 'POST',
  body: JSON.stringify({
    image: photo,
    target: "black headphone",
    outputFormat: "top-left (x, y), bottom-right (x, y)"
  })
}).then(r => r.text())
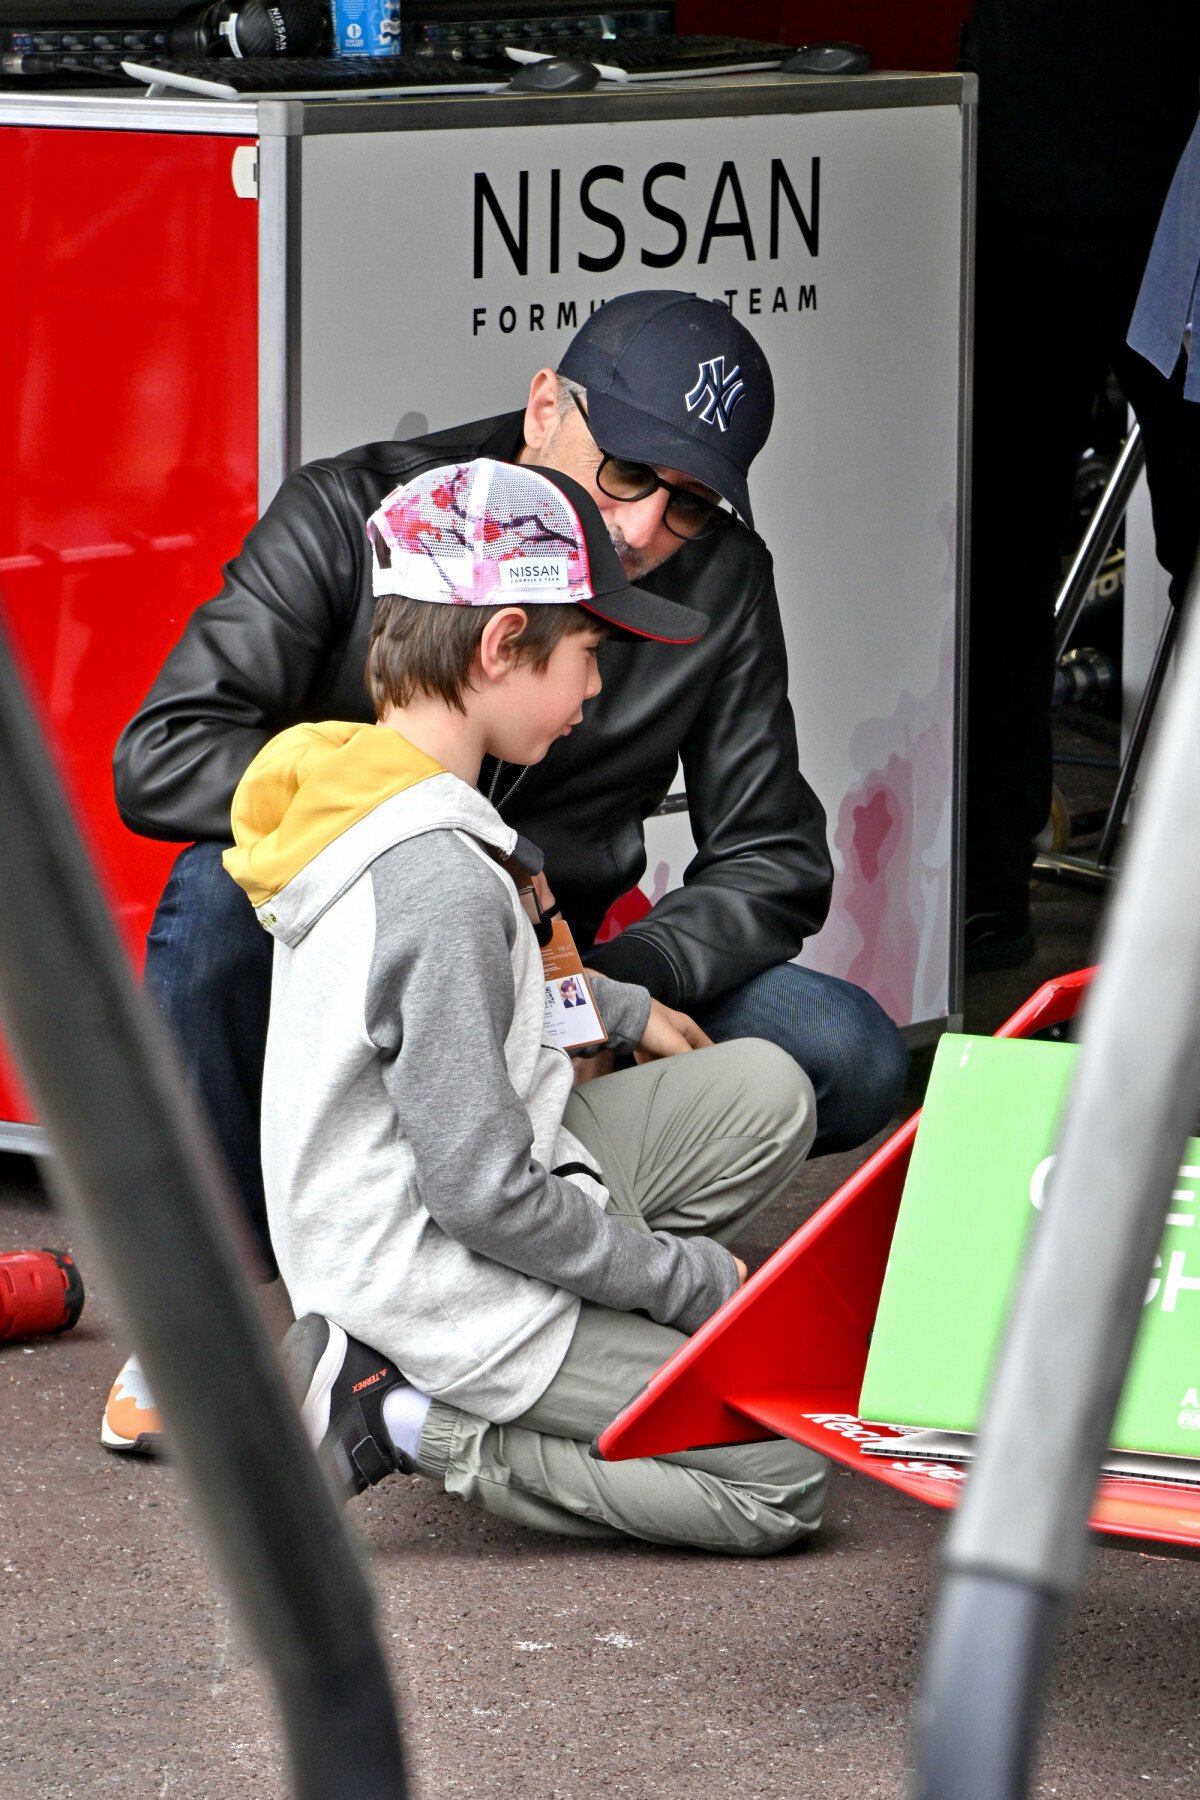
top-left (167, 0), bottom-right (325, 57)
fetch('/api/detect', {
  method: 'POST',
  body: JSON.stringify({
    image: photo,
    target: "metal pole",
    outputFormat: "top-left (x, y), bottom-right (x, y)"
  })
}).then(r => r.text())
top-left (1093, 602), bottom-right (1180, 866)
top-left (1035, 599), bottom-right (1178, 887)
top-left (1053, 423), bottom-right (1145, 658)
top-left (0, 615), bottom-right (407, 1799)
top-left (914, 545), bottom-right (1200, 1800)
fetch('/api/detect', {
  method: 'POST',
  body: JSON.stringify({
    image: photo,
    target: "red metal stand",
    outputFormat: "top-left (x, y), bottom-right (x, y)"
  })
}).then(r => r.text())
top-left (599, 968), bottom-right (1200, 1554)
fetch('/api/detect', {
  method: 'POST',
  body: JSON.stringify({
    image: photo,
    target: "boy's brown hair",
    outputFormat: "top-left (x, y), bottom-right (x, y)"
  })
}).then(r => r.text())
top-left (366, 595), bottom-right (599, 717)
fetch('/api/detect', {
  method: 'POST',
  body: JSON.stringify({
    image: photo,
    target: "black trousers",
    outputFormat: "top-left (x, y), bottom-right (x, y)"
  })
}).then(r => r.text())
top-left (966, 207), bottom-right (1200, 917)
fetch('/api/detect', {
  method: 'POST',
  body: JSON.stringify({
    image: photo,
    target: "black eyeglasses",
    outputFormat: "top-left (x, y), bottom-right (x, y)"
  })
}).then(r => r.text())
top-left (571, 394), bottom-right (727, 541)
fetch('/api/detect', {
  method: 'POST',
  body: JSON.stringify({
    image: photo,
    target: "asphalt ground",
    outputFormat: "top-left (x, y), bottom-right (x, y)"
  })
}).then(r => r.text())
top-left (3, 742), bottom-right (1199, 1797)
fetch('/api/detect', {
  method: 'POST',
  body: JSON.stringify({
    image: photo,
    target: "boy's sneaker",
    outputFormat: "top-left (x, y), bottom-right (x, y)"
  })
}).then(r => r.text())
top-left (281, 1314), bottom-right (415, 1502)
top-left (101, 1352), bottom-right (163, 1456)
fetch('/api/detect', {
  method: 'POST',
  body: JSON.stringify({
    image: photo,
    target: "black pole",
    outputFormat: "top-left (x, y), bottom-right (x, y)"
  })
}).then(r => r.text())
top-left (0, 614), bottom-right (407, 1799)
top-left (914, 552), bottom-right (1200, 1799)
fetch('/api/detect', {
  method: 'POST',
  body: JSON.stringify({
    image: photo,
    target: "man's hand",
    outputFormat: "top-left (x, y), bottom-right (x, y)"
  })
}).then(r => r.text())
top-left (732, 1255), bottom-right (749, 1287)
top-left (569, 993), bottom-right (711, 1084)
top-left (633, 999), bottom-right (713, 1065)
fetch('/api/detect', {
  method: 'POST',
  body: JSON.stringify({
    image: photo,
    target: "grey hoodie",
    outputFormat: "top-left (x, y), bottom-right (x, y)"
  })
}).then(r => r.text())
top-left (224, 722), bottom-right (741, 1421)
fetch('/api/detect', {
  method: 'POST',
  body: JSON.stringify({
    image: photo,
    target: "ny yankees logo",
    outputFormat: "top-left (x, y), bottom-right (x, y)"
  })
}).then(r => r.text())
top-left (684, 357), bottom-right (746, 432)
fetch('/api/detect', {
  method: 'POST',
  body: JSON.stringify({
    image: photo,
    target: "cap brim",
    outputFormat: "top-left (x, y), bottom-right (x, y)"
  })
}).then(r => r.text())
top-left (584, 388), bottom-right (754, 529)
top-left (579, 584), bottom-right (707, 645)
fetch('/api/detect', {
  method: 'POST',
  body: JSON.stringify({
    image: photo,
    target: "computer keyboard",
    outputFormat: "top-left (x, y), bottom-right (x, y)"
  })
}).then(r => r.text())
top-left (506, 34), bottom-right (793, 83)
top-left (121, 53), bottom-right (508, 98)
top-left (121, 33), bottom-right (794, 100)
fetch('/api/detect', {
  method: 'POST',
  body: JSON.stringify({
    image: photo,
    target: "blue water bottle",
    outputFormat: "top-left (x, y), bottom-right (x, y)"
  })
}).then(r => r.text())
top-left (330, 0), bottom-right (401, 55)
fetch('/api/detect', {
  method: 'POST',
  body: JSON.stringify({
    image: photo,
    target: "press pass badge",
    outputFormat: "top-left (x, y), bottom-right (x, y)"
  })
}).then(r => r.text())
top-left (540, 917), bottom-right (607, 1051)
top-left (518, 885), bottom-right (607, 1052)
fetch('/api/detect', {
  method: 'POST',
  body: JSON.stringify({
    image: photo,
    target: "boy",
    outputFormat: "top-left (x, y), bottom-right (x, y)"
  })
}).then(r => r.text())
top-left (224, 459), bottom-right (827, 1554)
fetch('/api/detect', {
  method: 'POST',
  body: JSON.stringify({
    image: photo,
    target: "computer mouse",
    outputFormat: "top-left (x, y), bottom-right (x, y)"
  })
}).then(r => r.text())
top-left (509, 55), bottom-right (601, 93)
top-left (781, 41), bottom-right (871, 76)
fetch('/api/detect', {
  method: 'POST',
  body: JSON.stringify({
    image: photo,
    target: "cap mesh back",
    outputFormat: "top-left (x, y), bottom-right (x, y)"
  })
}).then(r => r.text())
top-left (482, 464), bottom-right (583, 565)
top-left (368, 460), bottom-right (591, 605)
top-left (559, 291), bottom-right (681, 390)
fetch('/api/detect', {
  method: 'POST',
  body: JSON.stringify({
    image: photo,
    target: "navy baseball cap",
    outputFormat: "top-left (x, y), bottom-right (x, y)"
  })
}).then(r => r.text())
top-left (558, 290), bottom-right (775, 528)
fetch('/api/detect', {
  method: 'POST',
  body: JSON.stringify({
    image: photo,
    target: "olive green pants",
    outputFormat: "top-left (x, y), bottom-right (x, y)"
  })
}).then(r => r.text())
top-left (413, 1040), bottom-right (828, 1556)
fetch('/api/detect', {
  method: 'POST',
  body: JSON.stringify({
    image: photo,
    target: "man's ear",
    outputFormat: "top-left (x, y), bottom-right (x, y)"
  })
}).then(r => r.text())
top-left (521, 369), bottom-right (561, 460)
top-left (477, 607), bottom-right (530, 681)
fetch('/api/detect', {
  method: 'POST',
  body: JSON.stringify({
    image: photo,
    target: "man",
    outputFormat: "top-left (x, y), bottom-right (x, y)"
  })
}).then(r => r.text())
top-left (961, 3), bottom-right (1200, 969)
top-left (101, 290), bottom-right (907, 1454)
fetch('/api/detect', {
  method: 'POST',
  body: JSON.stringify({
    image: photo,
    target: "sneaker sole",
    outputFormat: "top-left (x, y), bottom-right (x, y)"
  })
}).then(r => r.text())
top-left (100, 1419), bottom-right (162, 1456)
top-left (283, 1316), bottom-right (347, 1450)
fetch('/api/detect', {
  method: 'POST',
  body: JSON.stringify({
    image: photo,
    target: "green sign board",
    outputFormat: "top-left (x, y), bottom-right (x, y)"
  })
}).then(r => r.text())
top-left (859, 1034), bottom-right (1200, 1459)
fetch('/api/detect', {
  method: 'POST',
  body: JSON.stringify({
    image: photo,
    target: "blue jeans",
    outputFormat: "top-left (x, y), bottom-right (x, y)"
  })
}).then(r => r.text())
top-left (144, 843), bottom-right (909, 1261)
top-left (144, 841), bottom-right (275, 1270)
top-left (694, 964), bottom-right (908, 1156)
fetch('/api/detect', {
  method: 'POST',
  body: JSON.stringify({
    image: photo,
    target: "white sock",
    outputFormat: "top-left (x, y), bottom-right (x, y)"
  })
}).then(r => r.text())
top-left (382, 1383), bottom-right (433, 1462)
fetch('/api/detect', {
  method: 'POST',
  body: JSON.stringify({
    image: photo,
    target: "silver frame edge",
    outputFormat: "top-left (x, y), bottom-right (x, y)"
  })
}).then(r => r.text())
top-left (949, 74), bottom-right (977, 1022)
top-left (0, 1120), bottom-right (49, 1156)
top-left (257, 132), bottom-right (301, 511)
top-left (0, 91), bottom-right (251, 132)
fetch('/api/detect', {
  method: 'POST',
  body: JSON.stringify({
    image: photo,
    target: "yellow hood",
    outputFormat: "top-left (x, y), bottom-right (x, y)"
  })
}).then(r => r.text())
top-left (223, 722), bottom-right (445, 909)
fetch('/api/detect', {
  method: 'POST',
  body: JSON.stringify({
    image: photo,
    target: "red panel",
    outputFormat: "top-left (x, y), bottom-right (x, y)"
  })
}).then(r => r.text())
top-left (730, 1403), bottom-right (1200, 1555)
top-left (0, 125), bottom-right (260, 1129)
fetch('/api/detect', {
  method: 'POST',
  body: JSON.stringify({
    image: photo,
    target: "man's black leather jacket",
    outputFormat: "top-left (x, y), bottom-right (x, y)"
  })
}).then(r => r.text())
top-left (113, 411), bottom-right (833, 1007)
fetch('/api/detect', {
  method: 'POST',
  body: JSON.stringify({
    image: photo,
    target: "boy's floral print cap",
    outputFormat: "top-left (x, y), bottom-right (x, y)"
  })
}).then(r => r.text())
top-left (366, 458), bottom-right (707, 645)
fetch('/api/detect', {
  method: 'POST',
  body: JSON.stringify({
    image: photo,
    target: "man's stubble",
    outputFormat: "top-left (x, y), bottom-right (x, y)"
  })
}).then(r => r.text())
top-left (605, 525), bottom-right (673, 583)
